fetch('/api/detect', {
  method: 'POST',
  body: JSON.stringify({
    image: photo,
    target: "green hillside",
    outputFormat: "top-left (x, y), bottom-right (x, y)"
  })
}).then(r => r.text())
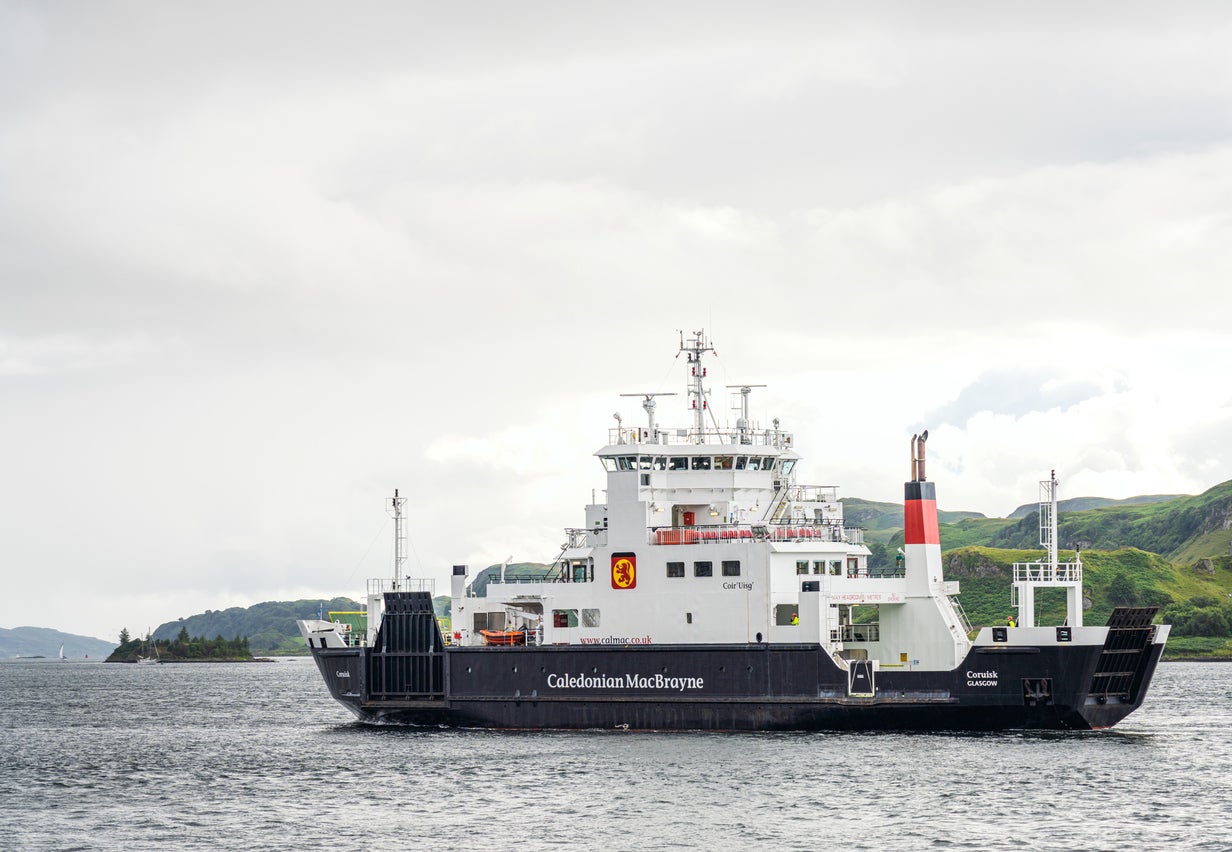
top-left (1007, 493), bottom-right (1186, 519)
top-left (942, 545), bottom-right (1232, 657)
top-left (957, 481), bottom-right (1232, 561)
top-left (154, 597), bottom-right (363, 655)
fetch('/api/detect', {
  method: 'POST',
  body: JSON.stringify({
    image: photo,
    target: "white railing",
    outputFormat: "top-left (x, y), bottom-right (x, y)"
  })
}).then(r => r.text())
top-left (649, 522), bottom-right (863, 546)
top-left (609, 427), bottom-right (794, 449)
top-left (1012, 561), bottom-right (1083, 583)
top-left (367, 577), bottom-right (436, 596)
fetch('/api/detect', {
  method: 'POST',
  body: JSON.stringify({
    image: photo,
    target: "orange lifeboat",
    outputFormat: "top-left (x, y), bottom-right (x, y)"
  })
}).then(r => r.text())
top-left (480, 629), bottom-right (527, 646)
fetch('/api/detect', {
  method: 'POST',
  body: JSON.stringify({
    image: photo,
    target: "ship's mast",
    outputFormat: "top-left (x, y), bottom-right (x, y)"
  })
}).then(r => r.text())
top-left (679, 329), bottom-right (714, 442)
top-left (389, 488), bottom-right (407, 590)
top-left (1011, 470), bottom-right (1083, 628)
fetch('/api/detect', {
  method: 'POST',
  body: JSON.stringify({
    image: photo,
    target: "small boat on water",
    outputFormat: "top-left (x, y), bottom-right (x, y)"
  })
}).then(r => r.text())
top-left (58, 644), bottom-right (66, 661)
top-left (135, 632), bottom-right (160, 665)
top-left (299, 330), bottom-right (1168, 731)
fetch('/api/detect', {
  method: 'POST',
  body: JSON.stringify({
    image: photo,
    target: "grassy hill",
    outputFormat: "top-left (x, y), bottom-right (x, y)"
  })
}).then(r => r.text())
top-left (154, 597), bottom-right (363, 655)
top-left (1007, 493), bottom-right (1186, 519)
top-left (941, 546), bottom-right (1232, 658)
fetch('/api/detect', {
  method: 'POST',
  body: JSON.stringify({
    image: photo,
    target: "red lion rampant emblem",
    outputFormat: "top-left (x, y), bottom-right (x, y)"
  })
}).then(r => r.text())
top-left (611, 554), bottom-right (636, 590)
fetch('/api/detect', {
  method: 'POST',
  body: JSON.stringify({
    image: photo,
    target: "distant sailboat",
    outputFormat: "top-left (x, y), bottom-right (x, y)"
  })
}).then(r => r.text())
top-left (58, 644), bottom-right (66, 661)
top-left (136, 631), bottom-right (160, 665)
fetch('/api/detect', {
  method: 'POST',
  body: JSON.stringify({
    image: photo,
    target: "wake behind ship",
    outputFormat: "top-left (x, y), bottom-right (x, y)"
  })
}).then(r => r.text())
top-left (299, 331), bottom-right (1168, 730)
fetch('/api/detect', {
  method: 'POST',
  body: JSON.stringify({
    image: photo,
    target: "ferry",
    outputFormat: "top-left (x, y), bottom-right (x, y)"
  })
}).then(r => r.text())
top-left (299, 330), bottom-right (1168, 730)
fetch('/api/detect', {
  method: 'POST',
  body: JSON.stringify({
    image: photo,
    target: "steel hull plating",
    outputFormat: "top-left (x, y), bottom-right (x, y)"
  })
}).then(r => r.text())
top-left (308, 641), bottom-right (1164, 731)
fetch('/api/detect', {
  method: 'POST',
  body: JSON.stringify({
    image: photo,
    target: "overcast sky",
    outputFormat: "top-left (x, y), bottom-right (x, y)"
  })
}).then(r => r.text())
top-left (3, 2), bottom-right (1231, 642)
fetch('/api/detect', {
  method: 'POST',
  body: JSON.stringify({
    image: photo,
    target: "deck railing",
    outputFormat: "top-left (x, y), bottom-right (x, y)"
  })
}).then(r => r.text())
top-left (1012, 560), bottom-right (1083, 583)
top-left (367, 577), bottom-right (436, 596)
top-left (650, 522), bottom-right (863, 546)
top-left (609, 426), bottom-right (794, 448)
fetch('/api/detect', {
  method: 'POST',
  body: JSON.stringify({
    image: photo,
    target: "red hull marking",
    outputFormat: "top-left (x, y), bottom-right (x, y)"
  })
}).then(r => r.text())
top-left (903, 499), bottom-right (940, 545)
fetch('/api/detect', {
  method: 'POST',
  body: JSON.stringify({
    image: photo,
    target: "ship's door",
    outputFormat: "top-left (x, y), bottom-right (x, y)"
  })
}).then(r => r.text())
top-left (848, 659), bottom-right (875, 697)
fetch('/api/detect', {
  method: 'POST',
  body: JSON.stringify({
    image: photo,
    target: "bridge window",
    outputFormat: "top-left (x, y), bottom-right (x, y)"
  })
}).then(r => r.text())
top-left (669, 457), bottom-right (689, 470)
top-left (601, 458), bottom-right (617, 472)
top-left (746, 457), bottom-right (762, 470)
top-left (830, 560), bottom-right (842, 575)
top-left (813, 560), bottom-right (825, 575)
top-left (666, 562), bottom-right (685, 578)
top-left (722, 560), bottom-right (741, 577)
top-left (691, 456), bottom-right (712, 471)
top-left (652, 456), bottom-right (667, 470)
top-left (582, 609), bottom-right (601, 627)
top-left (796, 560), bottom-right (809, 575)
top-left (715, 455), bottom-right (733, 470)
top-left (694, 561), bottom-right (713, 577)
top-left (617, 456), bottom-right (637, 471)
top-left (735, 456), bottom-right (748, 470)
top-left (781, 460), bottom-right (796, 475)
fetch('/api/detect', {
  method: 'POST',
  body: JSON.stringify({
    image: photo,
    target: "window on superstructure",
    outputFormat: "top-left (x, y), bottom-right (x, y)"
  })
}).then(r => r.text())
top-left (691, 456), bottom-right (711, 471)
top-left (652, 456), bottom-right (667, 470)
top-left (694, 561), bottom-right (713, 577)
top-left (796, 560), bottom-right (809, 575)
top-left (601, 458), bottom-right (617, 472)
top-left (582, 609), bottom-right (600, 627)
top-left (746, 457), bottom-right (762, 471)
top-left (781, 460), bottom-right (795, 475)
top-left (813, 560), bottom-right (825, 575)
top-left (669, 457), bottom-right (689, 471)
top-left (722, 560), bottom-right (740, 577)
top-left (552, 609), bottom-right (579, 628)
top-left (830, 560), bottom-right (842, 575)
top-left (715, 455), bottom-right (733, 470)
top-left (735, 456), bottom-right (748, 470)
top-left (617, 456), bottom-right (637, 471)
top-left (666, 562), bottom-right (685, 578)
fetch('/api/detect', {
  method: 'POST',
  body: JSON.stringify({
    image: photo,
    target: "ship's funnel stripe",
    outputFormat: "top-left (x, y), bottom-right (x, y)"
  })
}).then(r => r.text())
top-left (904, 498), bottom-right (940, 545)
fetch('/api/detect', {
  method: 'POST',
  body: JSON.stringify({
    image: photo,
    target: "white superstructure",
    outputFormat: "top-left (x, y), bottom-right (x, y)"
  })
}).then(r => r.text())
top-left (448, 330), bottom-right (973, 671)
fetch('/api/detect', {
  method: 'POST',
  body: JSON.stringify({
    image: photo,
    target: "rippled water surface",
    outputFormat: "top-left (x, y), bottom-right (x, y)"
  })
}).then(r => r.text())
top-left (1, 659), bottom-right (1229, 851)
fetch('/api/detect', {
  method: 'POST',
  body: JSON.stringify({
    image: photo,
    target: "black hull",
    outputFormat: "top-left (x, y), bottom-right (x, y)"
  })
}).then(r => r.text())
top-left (306, 595), bottom-right (1164, 731)
top-left (309, 639), bottom-right (1164, 732)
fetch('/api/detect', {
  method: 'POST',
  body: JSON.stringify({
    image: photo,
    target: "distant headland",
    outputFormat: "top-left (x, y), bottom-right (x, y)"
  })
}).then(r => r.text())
top-left (105, 626), bottom-right (269, 663)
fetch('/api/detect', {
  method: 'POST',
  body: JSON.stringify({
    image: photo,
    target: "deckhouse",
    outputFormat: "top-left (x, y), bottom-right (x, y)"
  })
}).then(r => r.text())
top-left (448, 330), bottom-right (972, 671)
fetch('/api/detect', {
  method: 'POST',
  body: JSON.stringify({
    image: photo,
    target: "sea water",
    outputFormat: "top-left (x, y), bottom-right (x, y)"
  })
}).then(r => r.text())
top-left (1, 658), bottom-right (1229, 851)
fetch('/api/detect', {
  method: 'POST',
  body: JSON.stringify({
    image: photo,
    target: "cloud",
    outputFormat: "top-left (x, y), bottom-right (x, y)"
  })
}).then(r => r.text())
top-left (4, 3), bottom-right (1232, 639)
top-left (926, 370), bottom-right (1107, 427)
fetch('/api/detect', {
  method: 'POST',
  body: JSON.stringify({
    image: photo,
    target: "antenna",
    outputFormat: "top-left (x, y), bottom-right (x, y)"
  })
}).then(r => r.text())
top-left (726, 384), bottom-right (766, 444)
top-left (620, 392), bottom-right (677, 441)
